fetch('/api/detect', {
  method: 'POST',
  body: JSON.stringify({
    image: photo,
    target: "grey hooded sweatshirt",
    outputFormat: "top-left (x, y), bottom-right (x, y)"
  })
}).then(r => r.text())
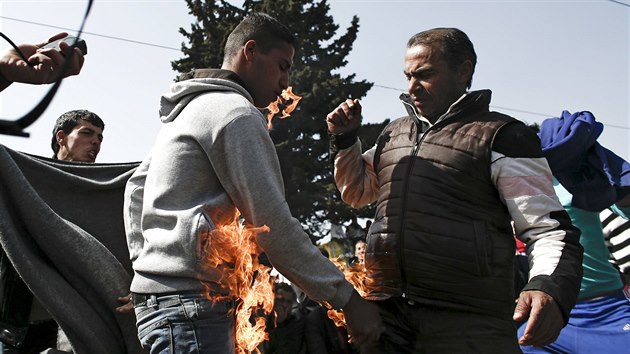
top-left (123, 69), bottom-right (354, 309)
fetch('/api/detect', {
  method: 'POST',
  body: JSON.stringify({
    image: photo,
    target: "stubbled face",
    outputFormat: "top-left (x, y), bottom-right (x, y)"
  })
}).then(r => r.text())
top-left (248, 42), bottom-right (294, 108)
top-left (404, 44), bottom-right (468, 124)
top-left (56, 121), bottom-right (103, 162)
top-left (273, 288), bottom-right (295, 324)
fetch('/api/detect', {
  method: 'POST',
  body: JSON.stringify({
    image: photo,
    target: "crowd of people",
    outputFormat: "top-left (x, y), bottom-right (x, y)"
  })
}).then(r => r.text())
top-left (1, 10), bottom-right (629, 354)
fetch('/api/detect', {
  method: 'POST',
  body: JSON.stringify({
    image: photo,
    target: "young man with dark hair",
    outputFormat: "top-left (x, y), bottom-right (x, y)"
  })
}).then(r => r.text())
top-left (124, 12), bottom-right (382, 353)
top-left (51, 109), bottom-right (104, 162)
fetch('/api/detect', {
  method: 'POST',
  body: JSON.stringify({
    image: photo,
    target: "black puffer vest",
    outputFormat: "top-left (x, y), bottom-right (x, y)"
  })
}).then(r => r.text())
top-left (365, 90), bottom-right (521, 319)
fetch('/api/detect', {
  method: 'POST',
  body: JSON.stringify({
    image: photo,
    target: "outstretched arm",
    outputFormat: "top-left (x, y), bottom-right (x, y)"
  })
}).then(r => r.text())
top-left (0, 32), bottom-right (84, 92)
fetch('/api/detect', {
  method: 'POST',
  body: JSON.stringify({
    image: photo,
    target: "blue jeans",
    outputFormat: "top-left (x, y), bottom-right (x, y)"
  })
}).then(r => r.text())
top-left (134, 293), bottom-right (236, 354)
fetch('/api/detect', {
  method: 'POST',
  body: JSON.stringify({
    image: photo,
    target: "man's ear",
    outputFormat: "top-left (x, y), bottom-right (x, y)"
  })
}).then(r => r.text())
top-left (55, 130), bottom-right (66, 148)
top-left (243, 40), bottom-right (256, 61)
top-left (458, 60), bottom-right (473, 85)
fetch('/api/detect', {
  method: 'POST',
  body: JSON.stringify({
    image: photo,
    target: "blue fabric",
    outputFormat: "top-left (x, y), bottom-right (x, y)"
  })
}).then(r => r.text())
top-left (539, 111), bottom-right (630, 211)
top-left (134, 294), bottom-right (236, 354)
top-left (518, 290), bottom-right (630, 354)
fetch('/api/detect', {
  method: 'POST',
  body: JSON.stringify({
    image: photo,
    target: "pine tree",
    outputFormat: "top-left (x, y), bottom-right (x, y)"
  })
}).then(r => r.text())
top-left (173, 0), bottom-right (389, 238)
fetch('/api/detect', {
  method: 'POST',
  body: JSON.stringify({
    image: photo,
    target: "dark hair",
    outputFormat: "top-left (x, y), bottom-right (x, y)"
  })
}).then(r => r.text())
top-left (407, 28), bottom-right (477, 89)
top-left (51, 109), bottom-right (105, 158)
top-left (274, 282), bottom-right (296, 297)
top-left (223, 12), bottom-right (295, 63)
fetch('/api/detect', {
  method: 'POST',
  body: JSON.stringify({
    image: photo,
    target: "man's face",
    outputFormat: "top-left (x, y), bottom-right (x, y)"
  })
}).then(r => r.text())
top-left (248, 42), bottom-right (294, 108)
top-left (355, 241), bottom-right (366, 263)
top-left (274, 288), bottom-right (296, 324)
top-left (56, 121), bottom-right (103, 162)
top-left (404, 44), bottom-right (470, 123)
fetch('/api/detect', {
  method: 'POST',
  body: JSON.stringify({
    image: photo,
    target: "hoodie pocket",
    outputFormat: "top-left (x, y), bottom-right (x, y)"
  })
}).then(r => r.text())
top-left (195, 210), bottom-right (216, 263)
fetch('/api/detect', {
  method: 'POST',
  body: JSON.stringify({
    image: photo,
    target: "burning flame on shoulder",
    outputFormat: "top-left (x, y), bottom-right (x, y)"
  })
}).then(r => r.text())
top-left (265, 87), bottom-right (302, 129)
top-left (200, 211), bottom-right (274, 354)
top-left (326, 259), bottom-right (368, 328)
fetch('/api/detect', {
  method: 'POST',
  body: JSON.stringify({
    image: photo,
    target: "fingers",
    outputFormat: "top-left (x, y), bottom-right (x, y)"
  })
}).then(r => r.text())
top-left (517, 291), bottom-right (563, 347)
top-left (347, 325), bottom-right (382, 349)
top-left (115, 302), bottom-right (134, 314)
top-left (65, 47), bottom-right (85, 76)
top-left (26, 46), bottom-right (83, 82)
top-left (115, 294), bottom-right (134, 314)
top-left (44, 32), bottom-right (69, 47)
top-left (117, 294), bottom-right (133, 303)
top-left (326, 99), bottom-right (362, 134)
top-left (512, 295), bottom-right (531, 322)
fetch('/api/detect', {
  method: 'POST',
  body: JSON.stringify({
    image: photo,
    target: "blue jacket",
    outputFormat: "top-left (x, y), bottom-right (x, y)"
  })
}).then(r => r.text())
top-left (539, 110), bottom-right (630, 211)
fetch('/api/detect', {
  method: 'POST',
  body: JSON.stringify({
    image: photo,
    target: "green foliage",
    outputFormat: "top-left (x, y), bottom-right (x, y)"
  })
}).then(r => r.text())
top-left (174, 0), bottom-right (391, 237)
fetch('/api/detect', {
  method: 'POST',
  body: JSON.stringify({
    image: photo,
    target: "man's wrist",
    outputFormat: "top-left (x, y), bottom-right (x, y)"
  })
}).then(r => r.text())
top-left (330, 130), bottom-right (359, 150)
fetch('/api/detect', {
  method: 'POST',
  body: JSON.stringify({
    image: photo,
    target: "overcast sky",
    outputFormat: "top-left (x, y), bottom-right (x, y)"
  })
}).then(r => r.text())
top-left (1, 0), bottom-right (628, 163)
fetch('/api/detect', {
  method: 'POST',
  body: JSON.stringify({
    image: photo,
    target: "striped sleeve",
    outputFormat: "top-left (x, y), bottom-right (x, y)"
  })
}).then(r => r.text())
top-left (333, 140), bottom-right (379, 209)
top-left (601, 207), bottom-right (630, 278)
top-left (491, 122), bottom-right (583, 322)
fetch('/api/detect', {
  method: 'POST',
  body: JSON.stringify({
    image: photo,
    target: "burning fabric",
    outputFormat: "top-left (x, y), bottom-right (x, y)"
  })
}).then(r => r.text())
top-left (200, 211), bottom-right (274, 354)
top-left (326, 259), bottom-right (368, 329)
top-left (265, 87), bottom-right (302, 129)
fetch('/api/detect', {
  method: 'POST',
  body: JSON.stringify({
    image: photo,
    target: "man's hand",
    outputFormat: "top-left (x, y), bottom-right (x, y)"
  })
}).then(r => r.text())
top-left (342, 290), bottom-right (383, 350)
top-left (514, 290), bottom-right (564, 347)
top-left (115, 293), bottom-right (134, 314)
top-left (326, 99), bottom-right (362, 135)
top-left (0, 32), bottom-right (84, 90)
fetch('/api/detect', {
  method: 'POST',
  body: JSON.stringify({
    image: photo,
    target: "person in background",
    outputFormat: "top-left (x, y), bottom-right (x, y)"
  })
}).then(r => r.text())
top-left (353, 240), bottom-right (366, 265)
top-left (0, 32), bottom-right (84, 92)
top-left (517, 115), bottom-right (630, 353)
top-left (262, 282), bottom-right (306, 354)
top-left (1, 110), bottom-right (104, 353)
top-left (326, 27), bottom-right (583, 353)
top-left (51, 109), bottom-right (104, 162)
top-left (124, 12), bottom-right (382, 353)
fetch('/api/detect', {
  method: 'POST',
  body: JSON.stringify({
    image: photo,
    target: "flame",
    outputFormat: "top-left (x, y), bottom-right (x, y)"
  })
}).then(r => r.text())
top-left (200, 211), bottom-right (274, 354)
top-left (326, 258), bottom-right (368, 329)
top-left (265, 86), bottom-right (302, 129)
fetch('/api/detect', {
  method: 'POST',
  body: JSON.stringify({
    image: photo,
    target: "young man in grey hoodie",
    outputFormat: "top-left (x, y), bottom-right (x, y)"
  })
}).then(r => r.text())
top-left (123, 12), bottom-right (382, 353)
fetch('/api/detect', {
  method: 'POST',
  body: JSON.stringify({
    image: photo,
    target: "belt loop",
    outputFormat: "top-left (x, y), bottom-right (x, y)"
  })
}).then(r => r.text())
top-left (147, 295), bottom-right (158, 308)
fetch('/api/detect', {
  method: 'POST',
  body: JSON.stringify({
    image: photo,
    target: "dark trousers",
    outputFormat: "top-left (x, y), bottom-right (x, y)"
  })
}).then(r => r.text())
top-left (361, 297), bottom-right (521, 354)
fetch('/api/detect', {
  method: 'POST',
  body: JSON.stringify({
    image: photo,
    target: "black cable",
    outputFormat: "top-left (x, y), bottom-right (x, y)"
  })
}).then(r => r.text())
top-left (0, 32), bottom-right (32, 65)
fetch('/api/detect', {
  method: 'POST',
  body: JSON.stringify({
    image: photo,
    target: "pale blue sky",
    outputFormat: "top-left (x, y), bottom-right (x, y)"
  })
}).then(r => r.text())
top-left (1, 0), bottom-right (628, 162)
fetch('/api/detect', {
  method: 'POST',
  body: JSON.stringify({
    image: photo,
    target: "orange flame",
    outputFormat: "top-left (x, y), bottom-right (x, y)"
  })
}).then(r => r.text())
top-left (265, 86), bottom-right (302, 129)
top-left (200, 211), bottom-right (274, 354)
top-left (326, 258), bottom-right (368, 328)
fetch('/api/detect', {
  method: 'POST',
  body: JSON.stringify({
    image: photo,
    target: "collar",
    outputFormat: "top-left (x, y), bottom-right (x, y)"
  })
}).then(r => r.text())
top-left (178, 68), bottom-right (249, 92)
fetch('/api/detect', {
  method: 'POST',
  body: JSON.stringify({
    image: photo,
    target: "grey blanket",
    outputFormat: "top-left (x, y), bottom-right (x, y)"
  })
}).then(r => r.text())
top-left (0, 144), bottom-right (143, 354)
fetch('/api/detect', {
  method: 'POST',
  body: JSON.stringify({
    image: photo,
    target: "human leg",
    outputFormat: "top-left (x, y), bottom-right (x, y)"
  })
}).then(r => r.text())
top-left (413, 305), bottom-right (521, 353)
top-left (134, 294), bottom-right (235, 354)
top-left (358, 297), bottom-right (415, 354)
